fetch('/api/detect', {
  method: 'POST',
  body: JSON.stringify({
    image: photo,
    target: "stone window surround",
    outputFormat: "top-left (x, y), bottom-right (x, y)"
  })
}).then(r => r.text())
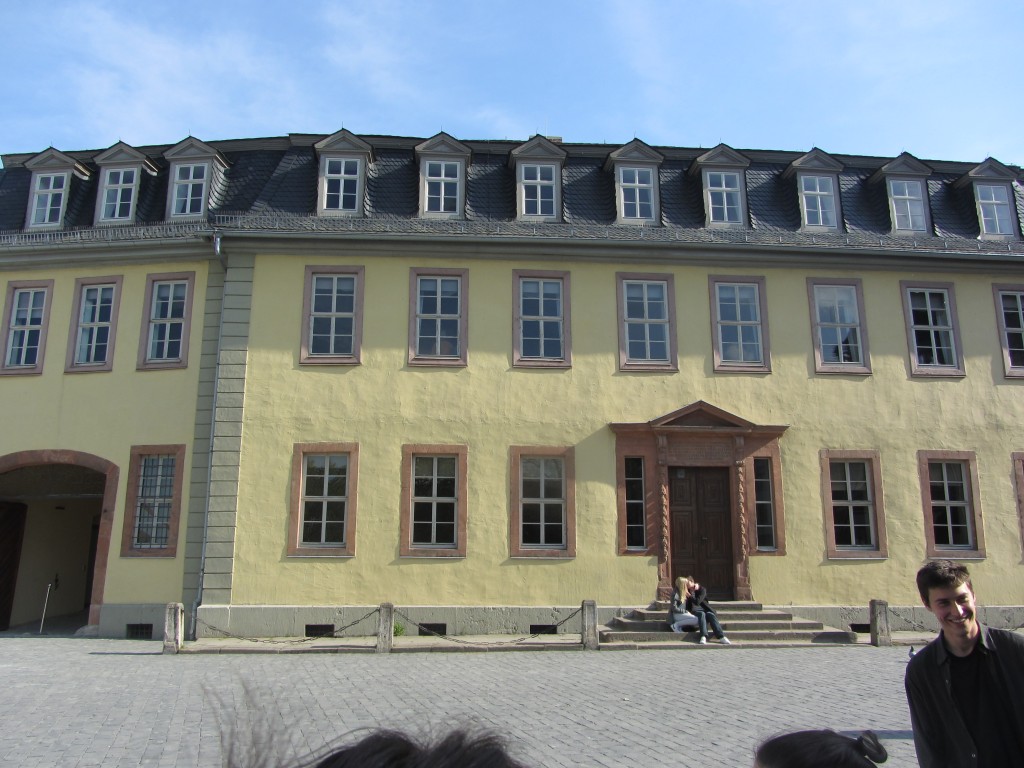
top-left (615, 272), bottom-right (678, 372)
top-left (899, 280), bottom-right (965, 377)
top-left (120, 444), bottom-right (186, 558)
top-left (509, 445), bottom-right (576, 559)
top-left (993, 283), bottom-right (1024, 378)
top-left (708, 275), bottom-right (771, 373)
top-left (287, 442), bottom-right (359, 557)
top-left (399, 444), bottom-right (468, 558)
top-left (299, 265), bottom-right (365, 365)
top-left (136, 271), bottom-right (196, 371)
top-left (917, 449), bottom-right (985, 559)
top-left (407, 267), bottom-right (469, 367)
top-left (819, 449), bottom-right (888, 560)
top-left (805, 277), bottom-right (871, 375)
top-left (0, 279), bottom-right (55, 376)
top-left (512, 269), bottom-right (572, 368)
top-left (65, 275), bottom-right (123, 374)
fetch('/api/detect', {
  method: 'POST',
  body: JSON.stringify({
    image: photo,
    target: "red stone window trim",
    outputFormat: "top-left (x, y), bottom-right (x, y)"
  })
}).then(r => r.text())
top-left (0, 279), bottom-right (55, 376)
top-left (746, 443), bottom-right (786, 556)
top-left (917, 450), bottom-right (985, 559)
top-left (509, 446), bottom-right (576, 559)
top-left (614, 439), bottom-right (659, 556)
top-left (287, 443), bottom-right (359, 557)
top-left (65, 275), bottom-right (124, 373)
top-left (820, 449), bottom-right (888, 559)
top-left (400, 444), bottom-right (468, 558)
top-left (120, 444), bottom-right (186, 558)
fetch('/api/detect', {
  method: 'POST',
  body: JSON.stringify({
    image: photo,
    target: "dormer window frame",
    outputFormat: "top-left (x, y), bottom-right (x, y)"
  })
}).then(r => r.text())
top-left (96, 166), bottom-right (140, 224)
top-left (415, 133), bottom-right (471, 221)
top-left (168, 161), bottom-right (210, 219)
top-left (24, 148), bottom-right (89, 231)
top-left (954, 159), bottom-right (1020, 241)
top-left (692, 145), bottom-right (752, 230)
top-left (873, 153), bottom-right (933, 236)
top-left (510, 135), bottom-right (567, 224)
top-left (798, 173), bottom-right (842, 231)
top-left (314, 129), bottom-right (373, 219)
top-left (606, 140), bottom-right (664, 226)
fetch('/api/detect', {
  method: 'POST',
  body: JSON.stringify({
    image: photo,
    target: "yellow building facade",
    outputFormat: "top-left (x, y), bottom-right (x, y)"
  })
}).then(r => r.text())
top-left (1, 133), bottom-right (1022, 638)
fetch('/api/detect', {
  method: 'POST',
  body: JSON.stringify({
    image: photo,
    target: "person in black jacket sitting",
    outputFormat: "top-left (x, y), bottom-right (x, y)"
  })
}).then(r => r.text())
top-left (683, 576), bottom-right (731, 645)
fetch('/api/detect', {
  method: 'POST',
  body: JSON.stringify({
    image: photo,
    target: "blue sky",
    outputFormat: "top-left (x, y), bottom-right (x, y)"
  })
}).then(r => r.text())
top-left (3, 0), bottom-right (1021, 165)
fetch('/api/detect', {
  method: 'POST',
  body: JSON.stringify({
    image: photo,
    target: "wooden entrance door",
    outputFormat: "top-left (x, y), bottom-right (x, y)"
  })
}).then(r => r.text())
top-left (669, 467), bottom-right (734, 600)
top-left (0, 503), bottom-right (27, 631)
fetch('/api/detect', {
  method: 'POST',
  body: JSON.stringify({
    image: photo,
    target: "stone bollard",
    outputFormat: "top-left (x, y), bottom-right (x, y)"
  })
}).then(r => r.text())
top-left (163, 602), bottom-right (184, 654)
top-left (582, 600), bottom-right (599, 650)
top-left (870, 599), bottom-right (891, 647)
top-left (376, 602), bottom-right (394, 654)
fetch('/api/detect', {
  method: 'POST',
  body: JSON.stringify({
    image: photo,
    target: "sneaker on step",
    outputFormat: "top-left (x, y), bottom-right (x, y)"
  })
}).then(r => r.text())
top-left (698, 636), bottom-right (707, 645)
top-left (719, 637), bottom-right (731, 645)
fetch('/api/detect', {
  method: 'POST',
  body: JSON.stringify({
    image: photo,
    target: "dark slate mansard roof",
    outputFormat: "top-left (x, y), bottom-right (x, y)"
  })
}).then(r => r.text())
top-left (1, 133), bottom-right (1023, 258)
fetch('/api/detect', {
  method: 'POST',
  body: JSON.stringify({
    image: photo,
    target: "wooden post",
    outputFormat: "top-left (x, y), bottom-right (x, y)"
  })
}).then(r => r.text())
top-left (163, 602), bottom-right (184, 654)
top-left (870, 599), bottom-right (891, 647)
top-left (376, 603), bottom-right (394, 653)
top-left (582, 600), bottom-right (599, 650)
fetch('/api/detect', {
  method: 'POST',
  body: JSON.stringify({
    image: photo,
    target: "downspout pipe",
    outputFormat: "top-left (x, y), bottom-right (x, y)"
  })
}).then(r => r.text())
top-left (190, 230), bottom-right (227, 638)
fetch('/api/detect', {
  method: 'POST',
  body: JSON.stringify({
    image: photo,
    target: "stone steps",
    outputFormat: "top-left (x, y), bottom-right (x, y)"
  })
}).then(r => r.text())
top-left (600, 601), bottom-right (859, 645)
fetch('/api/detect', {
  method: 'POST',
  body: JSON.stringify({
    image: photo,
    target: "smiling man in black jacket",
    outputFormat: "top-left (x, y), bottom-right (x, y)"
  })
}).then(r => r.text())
top-left (904, 560), bottom-right (1024, 768)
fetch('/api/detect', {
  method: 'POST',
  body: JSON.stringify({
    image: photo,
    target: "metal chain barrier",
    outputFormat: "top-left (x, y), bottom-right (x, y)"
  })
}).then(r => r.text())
top-left (194, 607), bottom-right (381, 645)
top-left (392, 606), bottom-right (584, 647)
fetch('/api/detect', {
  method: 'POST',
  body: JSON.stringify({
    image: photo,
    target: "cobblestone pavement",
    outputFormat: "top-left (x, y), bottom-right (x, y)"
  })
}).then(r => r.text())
top-left (0, 638), bottom-right (919, 767)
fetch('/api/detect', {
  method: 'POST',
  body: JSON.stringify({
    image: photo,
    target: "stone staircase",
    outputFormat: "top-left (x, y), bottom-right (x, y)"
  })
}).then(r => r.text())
top-left (600, 601), bottom-right (859, 646)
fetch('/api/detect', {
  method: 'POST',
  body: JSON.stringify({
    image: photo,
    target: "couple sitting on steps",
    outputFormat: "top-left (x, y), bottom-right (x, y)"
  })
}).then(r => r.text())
top-left (669, 575), bottom-right (731, 645)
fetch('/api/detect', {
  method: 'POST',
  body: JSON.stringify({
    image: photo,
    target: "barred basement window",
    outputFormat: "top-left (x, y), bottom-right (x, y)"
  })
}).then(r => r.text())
top-left (132, 454), bottom-right (176, 548)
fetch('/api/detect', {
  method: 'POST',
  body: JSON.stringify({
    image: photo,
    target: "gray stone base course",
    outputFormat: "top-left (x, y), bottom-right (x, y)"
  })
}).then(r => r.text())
top-left (97, 604), bottom-right (168, 638)
top-left (195, 604), bottom-right (633, 639)
top-left (778, 604), bottom-right (1024, 632)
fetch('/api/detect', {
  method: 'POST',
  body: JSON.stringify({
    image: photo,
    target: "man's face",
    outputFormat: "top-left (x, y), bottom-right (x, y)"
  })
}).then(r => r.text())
top-left (925, 582), bottom-right (978, 642)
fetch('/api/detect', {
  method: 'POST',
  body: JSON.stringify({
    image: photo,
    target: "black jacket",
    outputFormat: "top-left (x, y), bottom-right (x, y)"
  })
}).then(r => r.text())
top-left (684, 586), bottom-right (715, 615)
top-left (905, 626), bottom-right (1024, 768)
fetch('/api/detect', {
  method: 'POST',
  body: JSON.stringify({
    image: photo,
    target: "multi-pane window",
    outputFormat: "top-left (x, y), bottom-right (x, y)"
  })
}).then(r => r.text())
top-left (928, 461), bottom-right (973, 548)
top-left (324, 158), bottom-right (360, 212)
top-left (310, 274), bottom-right (356, 356)
top-left (5, 288), bottom-right (47, 368)
top-left (300, 454), bottom-right (349, 546)
top-left (996, 287), bottom-right (1024, 374)
top-left (414, 273), bottom-right (463, 360)
top-left (906, 287), bottom-right (958, 369)
top-left (100, 169), bottom-right (136, 221)
top-left (623, 280), bottom-right (669, 363)
top-left (522, 164), bottom-right (556, 217)
top-left (411, 455), bottom-right (458, 547)
top-left (811, 283), bottom-right (866, 370)
top-left (888, 179), bottom-right (926, 231)
top-left (715, 282), bottom-right (764, 366)
top-left (171, 164), bottom-right (207, 216)
top-left (519, 277), bottom-right (564, 360)
top-left (830, 461), bottom-right (876, 548)
top-left (624, 457), bottom-right (646, 549)
top-left (74, 284), bottom-right (115, 365)
top-left (801, 175), bottom-right (837, 228)
top-left (976, 184), bottom-right (1014, 236)
top-left (132, 454), bottom-right (176, 549)
top-left (146, 280), bottom-right (188, 362)
top-left (753, 457), bottom-right (776, 550)
top-left (707, 172), bottom-right (742, 223)
top-left (619, 167), bottom-right (654, 220)
top-left (30, 173), bottom-right (68, 226)
top-left (520, 456), bottom-right (566, 548)
top-left (425, 161), bottom-right (460, 213)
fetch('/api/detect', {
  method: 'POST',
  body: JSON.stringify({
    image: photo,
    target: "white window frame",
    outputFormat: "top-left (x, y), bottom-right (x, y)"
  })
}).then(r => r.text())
top-left (300, 453), bottom-right (350, 547)
top-left (617, 274), bottom-right (677, 370)
top-left (710, 276), bottom-right (771, 372)
top-left (137, 272), bottom-right (195, 370)
top-left (300, 266), bottom-right (364, 365)
top-left (520, 163), bottom-right (559, 220)
top-left (623, 456), bottom-right (646, 551)
top-left (420, 159), bottom-right (465, 218)
top-left (319, 156), bottom-right (364, 216)
top-left (829, 461), bottom-right (877, 549)
top-left (975, 183), bottom-right (1016, 238)
top-left (753, 456), bottom-right (777, 551)
top-left (887, 178), bottom-right (928, 232)
top-left (807, 279), bottom-right (870, 374)
top-left (96, 167), bottom-right (139, 224)
top-left (410, 455), bottom-right (459, 548)
top-left (28, 172), bottom-right (69, 228)
top-left (408, 268), bottom-right (468, 366)
top-left (510, 446), bottom-right (576, 558)
top-left (900, 282), bottom-right (964, 376)
top-left (66, 277), bottom-right (122, 372)
top-left (799, 174), bottom-right (839, 229)
top-left (704, 170), bottom-right (746, 226)
top-left (616, 166), bottom-right (657, 222)
top-left (169, 162), bottom-right (209, 218)
top-left (513, 271), bottom-right (570, 367)
top-left (1, 282), bottom-right (53, 374)
top-left (994, 284), bottom-right (1024, 378)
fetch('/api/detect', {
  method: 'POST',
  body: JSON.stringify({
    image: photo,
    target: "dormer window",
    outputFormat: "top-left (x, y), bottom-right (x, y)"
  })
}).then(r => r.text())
top-left (956, 158), bottom-right (1019, 240)
top-left (786, 149), bottom-right (845, 232)
top-left (510, 135), bottom-right (566, 223)
top-left (872, 153), bottom-right (932, 235)
top-left (415, 133), bottom-right (471, 220)
top-left (23, 148), bottom-right (88, 230)
top-left (314, 129), bottom-right (373, 218)
top-left (606, 140), bottom-right (663, 225)
top-left (692, 144), bottom-right (751, 229)
top-left (99, 169), bottom-right (137, 221)
top-left (801, 176), bottom-right (837, 228)
top-left (171, 163), bottom-right (207, 216)
top-left (30, 173), bottom-right (68, 226)
top-left (976, 185), bottom-right (1013, 235)
top-left (162, 138), bottom-right (226, 221)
